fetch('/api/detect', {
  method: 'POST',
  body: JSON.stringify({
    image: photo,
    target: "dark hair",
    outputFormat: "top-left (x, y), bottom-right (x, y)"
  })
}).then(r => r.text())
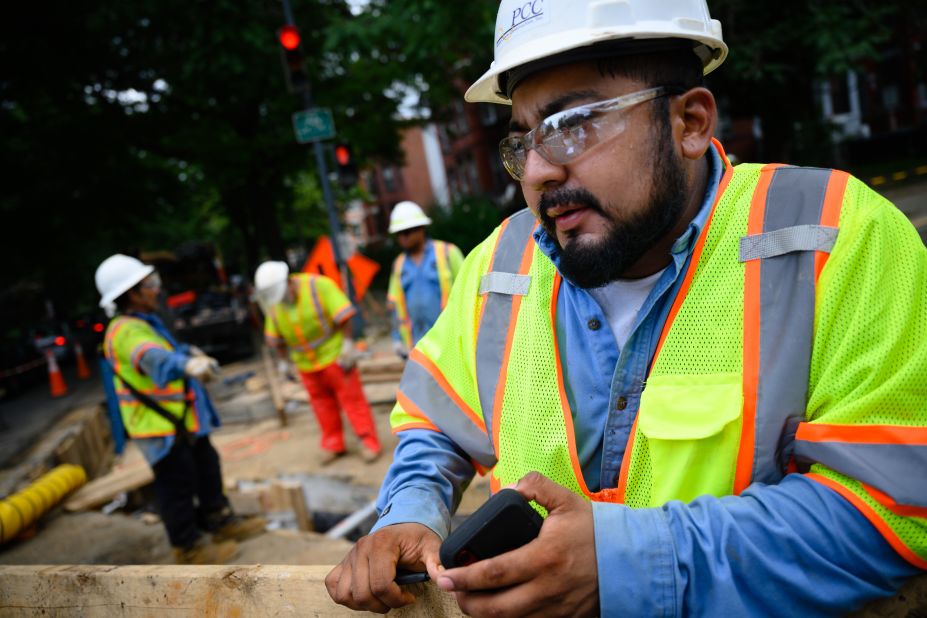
top-left (596, 48), bottom-right (704, 124)
top-left (503, 39), bottom-right (704, 99)
top-left (113, 283), bottom-right (142, 312)
top-left (595, 48), bottom-right (704, 94)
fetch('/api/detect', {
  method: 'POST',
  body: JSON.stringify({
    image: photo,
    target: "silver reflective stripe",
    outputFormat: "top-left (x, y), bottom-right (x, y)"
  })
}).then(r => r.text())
top-left (739, 225), bottom-right (838, 262)
top-left (476, 209), bottom-right (538, 440)
top-left (308, 277), bottom-right (332, 338)
top-left (794, 440), bottom-right (927, 507)
top-left (398, 359), bottom-right (497, 468)
top-left (118, 392), bottom-right (186, 403)
top-left (752, 168), bottom-right (837, 485)
top-left (479, 272), bottom-right (531, 296)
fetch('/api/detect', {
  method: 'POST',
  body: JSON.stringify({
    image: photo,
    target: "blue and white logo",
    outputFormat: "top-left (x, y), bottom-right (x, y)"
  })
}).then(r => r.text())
top-left (497, 0), bottom-right (547, 47)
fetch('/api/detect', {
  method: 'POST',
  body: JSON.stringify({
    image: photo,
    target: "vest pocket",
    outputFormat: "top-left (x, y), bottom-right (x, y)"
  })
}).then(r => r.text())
top-left (637, 373), bottom-right (743, 506)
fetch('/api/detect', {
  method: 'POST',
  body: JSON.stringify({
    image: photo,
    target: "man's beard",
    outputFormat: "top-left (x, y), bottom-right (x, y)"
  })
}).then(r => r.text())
top-left (538, 123), bottom-right (688, 289)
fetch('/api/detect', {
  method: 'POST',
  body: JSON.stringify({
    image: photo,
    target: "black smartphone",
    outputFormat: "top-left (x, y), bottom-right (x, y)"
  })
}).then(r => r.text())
top-left (394, 569), bottom-right (430, 585)
top-left (439, 488), bottom-right (544, 569)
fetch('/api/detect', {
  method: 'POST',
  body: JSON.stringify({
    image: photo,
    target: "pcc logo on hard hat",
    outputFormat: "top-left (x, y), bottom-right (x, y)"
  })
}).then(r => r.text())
top-left (496, 0), bottom-right (548, 48)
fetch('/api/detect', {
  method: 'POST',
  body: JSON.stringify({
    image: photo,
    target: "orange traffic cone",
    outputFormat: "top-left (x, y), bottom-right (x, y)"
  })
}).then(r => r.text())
top-left (74, 341), bottom-right (92, 380)
top-left (45, 349), bottom-right (68, 397)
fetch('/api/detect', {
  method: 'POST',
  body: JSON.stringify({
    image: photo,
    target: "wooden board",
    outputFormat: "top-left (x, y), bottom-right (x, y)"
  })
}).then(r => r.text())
top-left (0, 564), bottom-right (465, 617)
top-left (1, 565), bottom-right (923, 617)
top-left (62, 460), bottom-right (153, 512)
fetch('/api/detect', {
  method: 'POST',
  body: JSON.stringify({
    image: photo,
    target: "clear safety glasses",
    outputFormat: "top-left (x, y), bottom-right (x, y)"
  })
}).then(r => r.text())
top-left (140, 272), bottom-right (162, 290)
top-left (499, 86), bottom-right (671, 181)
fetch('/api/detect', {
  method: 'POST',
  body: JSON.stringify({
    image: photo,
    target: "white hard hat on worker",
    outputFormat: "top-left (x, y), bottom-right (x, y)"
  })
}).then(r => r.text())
top-left (388, 201), bottom-right (432, 234)
top-left (253, 260), bottom-right (290, 308)
top-left (465, 0), bottom-right (727, 105)
top-left (95, 254), bottom-right (156, 317)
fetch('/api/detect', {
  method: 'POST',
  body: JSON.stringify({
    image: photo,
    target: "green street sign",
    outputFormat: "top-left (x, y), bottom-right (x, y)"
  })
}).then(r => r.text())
top-left (292, 108), bottom-right (335, 143)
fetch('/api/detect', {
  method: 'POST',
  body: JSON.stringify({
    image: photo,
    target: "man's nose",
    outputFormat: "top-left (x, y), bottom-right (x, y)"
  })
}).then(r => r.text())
top-left (521, 148), bottom-right (567, 192)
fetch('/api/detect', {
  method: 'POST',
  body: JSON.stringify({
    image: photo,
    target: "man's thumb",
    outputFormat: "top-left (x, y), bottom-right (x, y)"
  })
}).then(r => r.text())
top-left (514, 472), bottom-right (574, 512)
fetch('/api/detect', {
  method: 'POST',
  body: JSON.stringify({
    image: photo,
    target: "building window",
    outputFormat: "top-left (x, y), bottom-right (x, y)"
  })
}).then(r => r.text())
top-left (382, 166), bottom-right (403, 192)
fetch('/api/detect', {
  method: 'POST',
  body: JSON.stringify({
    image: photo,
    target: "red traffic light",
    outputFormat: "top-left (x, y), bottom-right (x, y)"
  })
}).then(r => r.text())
top-left (278, 25), bottom-right (301, 51)
top-left (335, 144), bottom-right (351, 166)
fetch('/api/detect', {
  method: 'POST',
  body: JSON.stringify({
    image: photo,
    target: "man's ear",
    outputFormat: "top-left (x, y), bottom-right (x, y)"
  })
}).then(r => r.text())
top-left (672, 87), bottom-right (717, 161)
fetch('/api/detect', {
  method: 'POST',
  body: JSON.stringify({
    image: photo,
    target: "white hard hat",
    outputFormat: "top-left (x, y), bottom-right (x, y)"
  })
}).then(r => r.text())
top-left (254, 261), bottom-right (290, 307)
top-left (95, 254), bottom-right (155, 311)
top-left (388, 201), bottom-right (432, 234)
top-left (465, 0), bottom-right (728, 104)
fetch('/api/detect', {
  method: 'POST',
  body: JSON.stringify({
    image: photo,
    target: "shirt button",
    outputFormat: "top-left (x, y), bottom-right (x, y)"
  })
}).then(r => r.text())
top-left (587, 318), bottom-right (601, 331)
top-left (616, 396), bottom-right (628, 410)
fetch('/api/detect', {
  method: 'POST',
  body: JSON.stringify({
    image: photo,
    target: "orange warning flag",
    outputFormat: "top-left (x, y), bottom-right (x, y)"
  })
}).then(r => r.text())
top-left (303, 236), bottom-right (380, 301)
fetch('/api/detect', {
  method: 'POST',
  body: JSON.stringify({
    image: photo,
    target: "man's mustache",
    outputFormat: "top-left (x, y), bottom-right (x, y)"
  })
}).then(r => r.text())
top-left (538, 188), bottom-right (605, 226)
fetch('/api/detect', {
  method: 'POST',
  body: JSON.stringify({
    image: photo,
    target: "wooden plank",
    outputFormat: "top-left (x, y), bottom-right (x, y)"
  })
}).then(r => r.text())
top-left (0, 565), bottom-right (923, 617)
top-left (0, 564), bottom-right (465, 617)
top-left (62, 462), bottom-right (153, 512)
top-left (53, 434), bottom-right (81, 468)
top-left (358, 356), bottom-right (405, 375)
top-left (261, 345), bottom-right (288, 427)
top-left (361, 371), bottom-right (405, 384)
top-left (281, 480), bottom-right (313, 532)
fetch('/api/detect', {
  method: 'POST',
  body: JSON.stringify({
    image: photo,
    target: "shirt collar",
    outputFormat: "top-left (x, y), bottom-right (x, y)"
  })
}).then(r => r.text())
top-left (532, 142), bottom-right (724, 282)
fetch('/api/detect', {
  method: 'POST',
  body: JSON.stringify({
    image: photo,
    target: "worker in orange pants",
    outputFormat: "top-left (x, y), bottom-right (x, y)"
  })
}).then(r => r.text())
top-left (299, 362), bottom-right (380, 458)
top-left (255, 260), bottom-right (381, 465)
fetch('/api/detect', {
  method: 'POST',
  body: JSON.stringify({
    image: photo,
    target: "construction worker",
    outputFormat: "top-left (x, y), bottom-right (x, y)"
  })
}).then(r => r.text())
top-left (95, 254), bottom-right (265, 565)
top-left (255, 261), bottom-right (381, 464)
top-left (387, 201), bottom-right (464, 358)
top-left (327, 1), bottom-right (927, 616)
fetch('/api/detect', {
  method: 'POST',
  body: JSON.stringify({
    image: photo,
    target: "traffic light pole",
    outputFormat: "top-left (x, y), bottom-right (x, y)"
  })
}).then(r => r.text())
top-left (280, 0), bottom-right (364, 338)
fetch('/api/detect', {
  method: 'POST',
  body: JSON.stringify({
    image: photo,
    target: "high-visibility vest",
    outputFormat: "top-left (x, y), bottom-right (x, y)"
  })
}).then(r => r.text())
top-left (103, 316), bottom-right (198, 438)
top-left (264, 273), bottom-right (356, 372)
top-left (391, 141), bottom-right (927, 568)
top-left (388, 239), bottom-right (463, 348)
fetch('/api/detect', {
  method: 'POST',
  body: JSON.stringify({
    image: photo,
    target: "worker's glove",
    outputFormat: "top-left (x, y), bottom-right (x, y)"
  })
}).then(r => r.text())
top-left (392, 340), bottom-right (409, 360)
top-left (184, 355), bottom-right (220, 382)
top-left (337, 339), bottom-right (361, 371)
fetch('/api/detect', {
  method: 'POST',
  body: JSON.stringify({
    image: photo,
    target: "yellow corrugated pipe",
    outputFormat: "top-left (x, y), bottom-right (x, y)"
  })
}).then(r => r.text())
top-left (0, 464), bottom-right (87, 544)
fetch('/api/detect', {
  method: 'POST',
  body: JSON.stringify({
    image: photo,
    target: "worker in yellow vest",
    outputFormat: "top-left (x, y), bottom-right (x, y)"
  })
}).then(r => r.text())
top-left (327, 1), bottom-right (927, 616)
top-left (387, 201), bottom-right (464, 358)
top-left (255, 261), bottom-right (381, 465)
top-left (96, 254), bottom-right (265, 565)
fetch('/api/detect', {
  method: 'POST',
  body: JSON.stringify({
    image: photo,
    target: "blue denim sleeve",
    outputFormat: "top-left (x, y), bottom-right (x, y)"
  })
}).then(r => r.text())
top-left (372, 429), bottom-right (476, 540)
top-left (593, 474), bottom-right (919, 617)
top-left (138, 348), bottom-right (189, 388)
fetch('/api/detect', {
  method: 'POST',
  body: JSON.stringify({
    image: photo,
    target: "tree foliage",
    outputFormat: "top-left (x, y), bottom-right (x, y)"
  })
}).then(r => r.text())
top-left (706, 0), bottom-right (921, 162)
top-left (0, 0), bottom-right (919, 326)
top-left (0, 0), bottom-right (495, 319)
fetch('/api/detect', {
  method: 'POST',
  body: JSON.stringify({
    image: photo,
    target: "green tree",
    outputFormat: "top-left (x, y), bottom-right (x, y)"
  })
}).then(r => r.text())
top-left (707, 0), bottom-right (922, 163)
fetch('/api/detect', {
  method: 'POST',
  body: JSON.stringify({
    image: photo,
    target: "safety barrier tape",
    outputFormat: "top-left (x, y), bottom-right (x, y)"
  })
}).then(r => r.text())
top-left (0, 357), bottom-right (46, 379)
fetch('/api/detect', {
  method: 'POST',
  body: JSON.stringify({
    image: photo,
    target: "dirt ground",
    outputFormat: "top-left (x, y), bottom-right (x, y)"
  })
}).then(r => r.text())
top-left (0, 348), bottom-right (491, 567)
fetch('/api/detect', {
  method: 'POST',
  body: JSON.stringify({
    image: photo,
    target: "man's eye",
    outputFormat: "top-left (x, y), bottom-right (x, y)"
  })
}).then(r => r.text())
top-left (553, 111), bottom-right (591, 131)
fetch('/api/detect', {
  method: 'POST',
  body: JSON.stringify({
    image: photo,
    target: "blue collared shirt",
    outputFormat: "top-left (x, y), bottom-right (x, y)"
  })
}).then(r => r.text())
top-left (101, 312), bottom-right (220, 465)
top-left (373, 146), bottom-right (918, 615)
top-left (392, 240), bottom-right (444, 345)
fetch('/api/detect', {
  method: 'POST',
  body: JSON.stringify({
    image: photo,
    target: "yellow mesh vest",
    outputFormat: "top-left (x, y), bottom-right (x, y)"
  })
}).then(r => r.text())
top-left (104, 316), bottom-right (198, 438)
top-left (269, 274), bottom-right (346, 372)
top-left (391, 166), bottom-right (927, 566)
top-left (388, 240), bottom-right (461, 349)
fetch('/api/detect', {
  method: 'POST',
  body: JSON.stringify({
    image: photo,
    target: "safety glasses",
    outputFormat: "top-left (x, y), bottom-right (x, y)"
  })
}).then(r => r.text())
top-left (140, 272), bottom-right (162, 290)
top-left (499, 86), bottom-right (671, 181)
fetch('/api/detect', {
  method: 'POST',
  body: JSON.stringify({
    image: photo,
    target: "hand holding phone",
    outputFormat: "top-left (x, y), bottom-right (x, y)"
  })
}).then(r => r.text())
top-left (439, 488), bottom-right (544, 569)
